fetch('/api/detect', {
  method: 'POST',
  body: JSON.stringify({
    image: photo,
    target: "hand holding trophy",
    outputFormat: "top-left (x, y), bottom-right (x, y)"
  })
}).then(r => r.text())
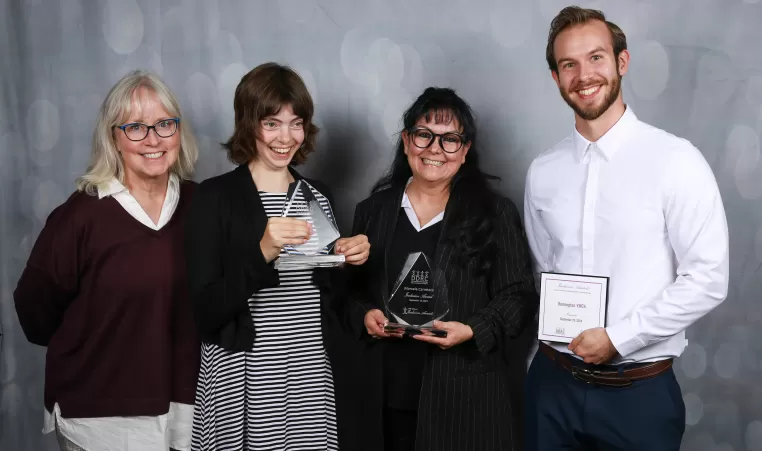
top-left (274, 180), bottom-right (346, 270)
top-left (259, 217), bottom-right (313, 262)
top-left (384, 252), bottom-right (449, 337)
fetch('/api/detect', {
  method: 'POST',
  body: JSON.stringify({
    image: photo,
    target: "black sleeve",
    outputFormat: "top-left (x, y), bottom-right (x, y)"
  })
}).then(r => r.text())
top-left (344, 201), bottom-right (378, 340)
top-left (185, 181), bottom-right (279, 341)
top-left (465, 199), bottom-right (539, 355)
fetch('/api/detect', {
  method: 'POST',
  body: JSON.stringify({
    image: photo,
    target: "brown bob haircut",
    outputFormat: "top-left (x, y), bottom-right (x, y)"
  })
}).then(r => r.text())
top-left (223, 62), bottom-right (319, 165)
top-left (545, 6), bottom-right (628, 73)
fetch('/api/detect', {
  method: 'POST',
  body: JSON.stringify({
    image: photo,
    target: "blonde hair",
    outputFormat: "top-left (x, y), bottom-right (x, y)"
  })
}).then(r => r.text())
top-left (76, 70), bottom-right (199, 195)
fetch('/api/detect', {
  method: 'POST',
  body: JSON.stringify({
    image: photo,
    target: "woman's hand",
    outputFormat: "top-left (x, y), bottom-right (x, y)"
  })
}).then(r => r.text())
top-left (336, 234), bottom-right (370, 265)
top-left (260, 217), bottom-right (312, 262)
top-left (413, 320), bottom-right (473, 350)
top-left (364, 309), bottom-right (402, 339)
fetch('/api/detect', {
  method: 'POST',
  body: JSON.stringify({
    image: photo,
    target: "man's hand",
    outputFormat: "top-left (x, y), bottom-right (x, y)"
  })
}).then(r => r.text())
top-left (568, 327), bottom-right (618, 364)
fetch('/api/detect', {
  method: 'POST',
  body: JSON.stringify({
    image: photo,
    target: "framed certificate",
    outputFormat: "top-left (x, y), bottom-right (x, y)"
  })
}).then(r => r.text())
top-left (538, 272), bottom-right (609, 343)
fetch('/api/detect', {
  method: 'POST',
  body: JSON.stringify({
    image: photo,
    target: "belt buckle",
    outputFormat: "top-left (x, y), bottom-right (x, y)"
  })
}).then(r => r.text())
top-left (571, 366), bottom-right (599, 384)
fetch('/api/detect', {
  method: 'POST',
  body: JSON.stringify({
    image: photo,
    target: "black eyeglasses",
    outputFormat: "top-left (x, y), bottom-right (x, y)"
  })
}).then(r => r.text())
top-left (408, 127), bottom-right (466, 153)
top-left (115, 118), bottom-right (180, 142)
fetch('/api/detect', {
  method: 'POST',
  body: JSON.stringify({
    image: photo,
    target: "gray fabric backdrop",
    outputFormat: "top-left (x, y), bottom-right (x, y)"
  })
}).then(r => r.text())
top-left (2, 1), bottom-right (761, 450)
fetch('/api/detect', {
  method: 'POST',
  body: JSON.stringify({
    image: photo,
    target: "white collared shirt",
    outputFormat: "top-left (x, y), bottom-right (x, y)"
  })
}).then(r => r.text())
top-left (42, 173), bottom-right (193, 451)
top-left (524, 107), bottom-right (729, 363)
top-left (98, 174), bottom-right (181, 230)
top-left (401, 178), bottom-right (444, 231)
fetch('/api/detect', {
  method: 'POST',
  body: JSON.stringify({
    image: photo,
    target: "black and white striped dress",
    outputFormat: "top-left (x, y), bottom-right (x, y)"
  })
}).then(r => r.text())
top-left (192, 191), bottom-right (339, 451)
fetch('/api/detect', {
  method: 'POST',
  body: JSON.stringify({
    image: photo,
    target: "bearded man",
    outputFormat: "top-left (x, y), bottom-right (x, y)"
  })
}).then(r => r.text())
top-left (523, 6), bottom-right (729, 451)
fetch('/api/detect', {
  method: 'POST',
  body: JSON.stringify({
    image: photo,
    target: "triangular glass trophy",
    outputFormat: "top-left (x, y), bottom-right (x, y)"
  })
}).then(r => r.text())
top-left (384, 252), bottom-right (449, 337)
top-left (273, 180), bottom-right (346, 270)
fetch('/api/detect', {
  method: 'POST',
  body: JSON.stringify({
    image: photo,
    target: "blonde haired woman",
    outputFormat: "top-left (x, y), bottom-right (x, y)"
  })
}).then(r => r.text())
top-left (14, 70), bottom-right (200, 451)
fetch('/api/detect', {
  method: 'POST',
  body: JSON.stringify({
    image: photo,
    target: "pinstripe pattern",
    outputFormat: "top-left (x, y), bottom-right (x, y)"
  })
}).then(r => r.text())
top-left (346, 185), bottom-right (538, 451)
top-left (192, 192), bottom-right (338, 451)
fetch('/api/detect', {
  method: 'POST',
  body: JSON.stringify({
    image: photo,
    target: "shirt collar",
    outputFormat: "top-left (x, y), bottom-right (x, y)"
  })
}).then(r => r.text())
top-left (572, 106), bottom-right (637, 162)
top-left (401, 177), bottom-right (445, 232)
top-left (401, 177), bottom-right (414, 209)
top-left (98, 173), bottom-right (179, 199)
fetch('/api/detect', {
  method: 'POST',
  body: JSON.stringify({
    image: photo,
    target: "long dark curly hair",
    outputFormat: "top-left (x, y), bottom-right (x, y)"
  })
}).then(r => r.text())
top-left (372, 87), bottom-right (500, 273)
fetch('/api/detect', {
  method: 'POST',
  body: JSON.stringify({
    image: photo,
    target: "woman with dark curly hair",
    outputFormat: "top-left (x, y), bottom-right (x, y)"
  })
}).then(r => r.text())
top-left (345, 87), bottom-right (538, 451)
top-left (185, 62), bottom-right (369, 450)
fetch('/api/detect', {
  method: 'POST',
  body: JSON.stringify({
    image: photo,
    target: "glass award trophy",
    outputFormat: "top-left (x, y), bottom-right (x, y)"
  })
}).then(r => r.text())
top-left (384, 252), bottom-right (449, 337)
top-left (273, 180), bottom-right (346, 270)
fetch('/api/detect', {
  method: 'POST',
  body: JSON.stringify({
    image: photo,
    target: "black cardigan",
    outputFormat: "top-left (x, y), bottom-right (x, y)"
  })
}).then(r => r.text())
top-left (184, 164), bottom-right (343, 352)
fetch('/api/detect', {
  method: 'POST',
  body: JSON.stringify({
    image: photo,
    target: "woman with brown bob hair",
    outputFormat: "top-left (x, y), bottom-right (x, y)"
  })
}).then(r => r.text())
top-left (185, 62), bottom-right (369, 450)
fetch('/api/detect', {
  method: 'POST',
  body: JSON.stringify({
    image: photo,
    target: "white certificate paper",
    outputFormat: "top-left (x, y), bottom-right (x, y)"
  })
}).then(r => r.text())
top-left (538, 273), bottom-right (608, 343)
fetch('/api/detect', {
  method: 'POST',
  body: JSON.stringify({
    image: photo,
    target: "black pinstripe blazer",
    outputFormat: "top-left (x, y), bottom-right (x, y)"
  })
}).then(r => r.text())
top-left (345, 183), bottom-right (538, 451)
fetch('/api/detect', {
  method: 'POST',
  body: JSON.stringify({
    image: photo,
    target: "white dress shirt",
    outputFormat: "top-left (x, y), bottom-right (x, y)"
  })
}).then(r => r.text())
top-left (401, 181), bottom-right (445, 231)
top-left (42, 174), bottom-right (194, 450)
top-left (524, 107), bottom-right (729, 364)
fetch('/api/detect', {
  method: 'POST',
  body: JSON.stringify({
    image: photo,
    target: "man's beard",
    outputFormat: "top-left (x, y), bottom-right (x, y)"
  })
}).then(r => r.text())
top-left (560, 72), bottom-right (622, 121)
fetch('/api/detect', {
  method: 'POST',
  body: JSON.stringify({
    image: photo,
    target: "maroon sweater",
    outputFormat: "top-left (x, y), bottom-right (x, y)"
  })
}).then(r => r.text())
top-left (14, 182), bottom-right (200, 418)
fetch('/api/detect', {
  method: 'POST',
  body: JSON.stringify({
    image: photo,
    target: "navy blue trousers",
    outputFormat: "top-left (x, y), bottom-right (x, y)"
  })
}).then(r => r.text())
top-left (525, 349), bottom-right (685, 451)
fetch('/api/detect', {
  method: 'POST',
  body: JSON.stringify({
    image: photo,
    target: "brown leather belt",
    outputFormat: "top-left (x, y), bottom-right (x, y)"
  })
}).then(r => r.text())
top-left (539, 342), bottom-right (672, 387)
